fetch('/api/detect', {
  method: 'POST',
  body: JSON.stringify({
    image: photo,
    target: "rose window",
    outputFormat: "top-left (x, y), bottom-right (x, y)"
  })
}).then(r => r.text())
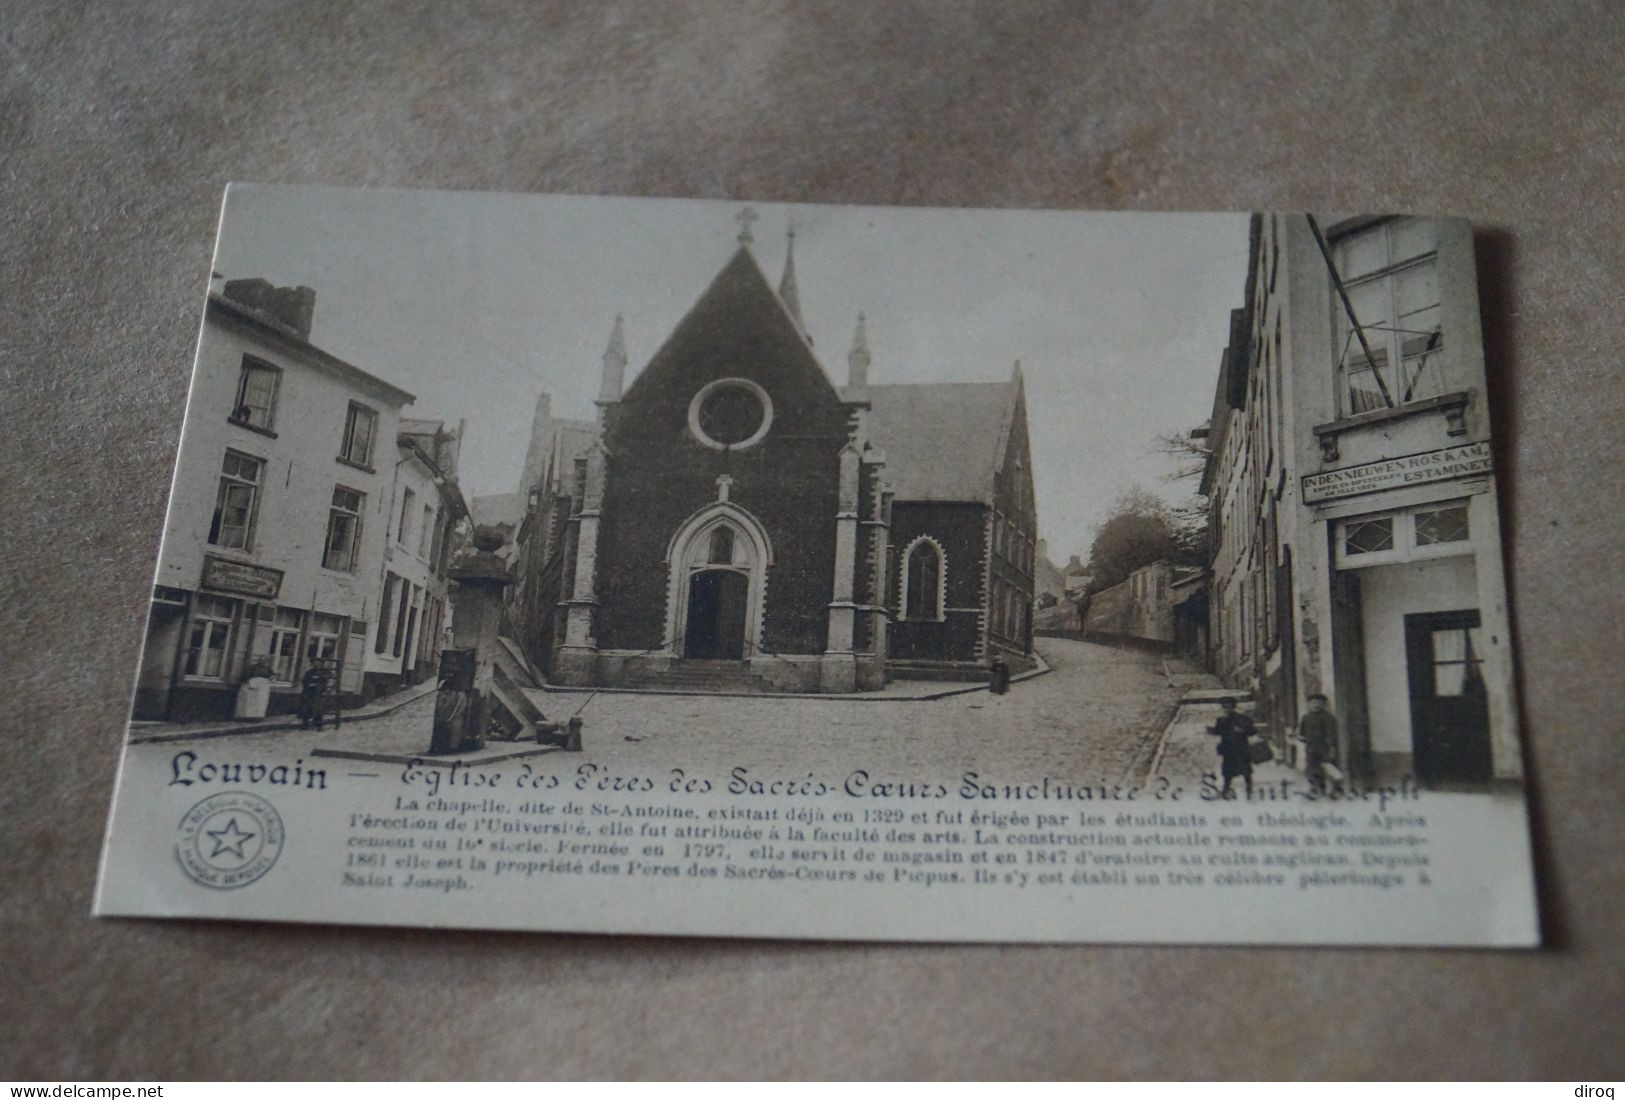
top-left (688, 378), bottom-right (773, 451)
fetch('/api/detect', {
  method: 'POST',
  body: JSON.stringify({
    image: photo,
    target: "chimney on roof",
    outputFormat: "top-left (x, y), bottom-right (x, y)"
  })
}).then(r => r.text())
top-left (222, 278), bottom-right (317, 339)
top-left (847, 312), bottom-right (870, 389)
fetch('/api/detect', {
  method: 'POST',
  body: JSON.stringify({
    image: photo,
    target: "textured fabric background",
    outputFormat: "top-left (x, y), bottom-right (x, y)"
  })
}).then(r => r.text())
top-left (3, 0), bottom-right (1622, 1080)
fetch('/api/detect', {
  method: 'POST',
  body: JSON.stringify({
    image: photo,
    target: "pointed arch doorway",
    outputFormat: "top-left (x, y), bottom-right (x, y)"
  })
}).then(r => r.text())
top-left (665, 503), bottom-right (772, 661)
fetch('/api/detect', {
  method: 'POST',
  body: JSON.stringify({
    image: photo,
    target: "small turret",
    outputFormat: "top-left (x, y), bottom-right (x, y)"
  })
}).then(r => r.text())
top-left (596, 314), bottom-right (627, 405)
top-left (779, 224), bottom-right (805, 332)
top-left (847, 312), bottom-right (871, 389)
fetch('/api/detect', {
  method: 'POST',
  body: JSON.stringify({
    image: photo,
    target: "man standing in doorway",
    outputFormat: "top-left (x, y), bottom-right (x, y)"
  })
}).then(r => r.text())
top-left (1298, 692), bottom-right (1342, 793)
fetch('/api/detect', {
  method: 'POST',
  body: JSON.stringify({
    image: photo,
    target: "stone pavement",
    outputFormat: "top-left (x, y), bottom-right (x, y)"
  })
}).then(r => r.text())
top-left (533, 653), bottom-right (1051, 701)
top-left (126, 678), bottom-right (439, 744)
top-left (119, 636), bottom-right (1187, 785)
top-left (519, 635), bottom-right (1182, 783)
top-left (1148, 684), bottom-right (1300, 790)
top-left (128, 691), bottom-right (439, 765)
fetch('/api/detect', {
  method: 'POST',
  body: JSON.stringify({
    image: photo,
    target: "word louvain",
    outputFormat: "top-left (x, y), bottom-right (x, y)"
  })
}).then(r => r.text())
top-left (169, 750), bottom-right (328, 790)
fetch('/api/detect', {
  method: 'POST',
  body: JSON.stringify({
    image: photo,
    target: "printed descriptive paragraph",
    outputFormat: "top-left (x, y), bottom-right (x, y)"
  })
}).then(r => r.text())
top-left (336, 762), bottom-right (1433, 898)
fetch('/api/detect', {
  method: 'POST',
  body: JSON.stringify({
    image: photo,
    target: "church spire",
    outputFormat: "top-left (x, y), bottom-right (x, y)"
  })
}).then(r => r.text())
top-left (847, 312), bottom-right (870, 388)
top-left (735, 206), bottom-right (757, 247)
top-left (778, 222), bottom-right (805, 331)
top-left (597, 313), bottom-right (627, 405)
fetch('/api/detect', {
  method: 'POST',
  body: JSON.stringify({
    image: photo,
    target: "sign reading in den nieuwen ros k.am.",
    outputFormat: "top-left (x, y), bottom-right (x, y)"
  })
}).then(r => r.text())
top-left (1301, 441), bottom-right (1493, 504)
top-left (201, 554), bottom-right (283, 599)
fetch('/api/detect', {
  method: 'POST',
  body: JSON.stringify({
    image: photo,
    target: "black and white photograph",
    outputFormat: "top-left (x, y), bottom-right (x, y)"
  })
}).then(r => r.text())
top-left (95, 186), bottom-right (1536, 946)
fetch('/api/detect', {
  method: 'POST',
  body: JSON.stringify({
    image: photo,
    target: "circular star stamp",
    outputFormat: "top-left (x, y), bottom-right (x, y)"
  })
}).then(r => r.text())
top-left (175, 791), bottom-right (285, 889)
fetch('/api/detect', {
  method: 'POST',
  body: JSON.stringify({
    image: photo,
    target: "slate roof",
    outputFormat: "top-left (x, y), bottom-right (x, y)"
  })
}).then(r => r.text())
top-left (861, 380), bottom-right (1017, 503)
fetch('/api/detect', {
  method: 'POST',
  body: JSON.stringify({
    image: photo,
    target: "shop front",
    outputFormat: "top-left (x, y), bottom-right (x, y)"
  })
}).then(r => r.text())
top-left (1312, 480), bottom-right (1516, 789)
top-left (132, 556), bottom-right (363, 722)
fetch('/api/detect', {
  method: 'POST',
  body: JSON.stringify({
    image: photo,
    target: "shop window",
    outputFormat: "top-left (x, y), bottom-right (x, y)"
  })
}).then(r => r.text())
top-left (1415, 503), bottom-right (1470, 546)
top-left (339, 402), bottom-right (378, 468)
top-left (184, 595), bottom-right (237, 680)
top-left (307, 613), bottom-right (343, 662)
top-left (1333, 218), bottom-right (1445, 415)
top-left (230, 358), bottom-right (280, 430)
top-left (267, 608), bottom-right (303, 683)
top-left (323, 486), bottom-right (365, 572)
top-left (209, 450), bottom-right (263, 550)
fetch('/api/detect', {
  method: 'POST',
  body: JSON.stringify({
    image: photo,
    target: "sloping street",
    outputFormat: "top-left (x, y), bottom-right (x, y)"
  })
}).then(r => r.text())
top-left (121, 636), bottom-right (1191, 786)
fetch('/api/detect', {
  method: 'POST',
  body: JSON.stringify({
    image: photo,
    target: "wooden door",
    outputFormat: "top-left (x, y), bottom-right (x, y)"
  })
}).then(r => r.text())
top-left (1405, 609), bottom-right (1492, 785)
top-left (685, 569), bottom-right (748, 660)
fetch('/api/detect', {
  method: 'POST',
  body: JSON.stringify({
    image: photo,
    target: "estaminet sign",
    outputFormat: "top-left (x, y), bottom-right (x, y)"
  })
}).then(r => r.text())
top-left (1302, 441), bottom-right (1493, 504)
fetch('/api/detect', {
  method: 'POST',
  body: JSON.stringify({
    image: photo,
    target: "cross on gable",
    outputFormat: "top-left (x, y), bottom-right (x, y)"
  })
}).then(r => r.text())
top-left (735, 206), bottom-right (758, 246)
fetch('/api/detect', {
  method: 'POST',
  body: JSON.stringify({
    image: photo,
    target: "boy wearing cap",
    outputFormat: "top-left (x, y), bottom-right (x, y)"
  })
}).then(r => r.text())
top-left (1211, 697), bottom-right (1256, 798)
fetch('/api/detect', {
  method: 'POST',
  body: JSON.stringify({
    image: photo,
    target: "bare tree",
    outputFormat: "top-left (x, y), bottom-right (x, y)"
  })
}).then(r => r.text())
top-left (1154, 422), bottom-right (1212, 482)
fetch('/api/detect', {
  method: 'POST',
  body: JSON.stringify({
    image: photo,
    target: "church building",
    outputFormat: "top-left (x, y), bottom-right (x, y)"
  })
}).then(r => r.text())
top-left (517, 217), bottom-right (1038, 693)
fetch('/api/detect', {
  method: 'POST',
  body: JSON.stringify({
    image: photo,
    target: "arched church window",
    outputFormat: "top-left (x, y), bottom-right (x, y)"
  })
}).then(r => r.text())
top-left (904, 540), bottom-right (944, 621)
top-left (708, 525), bottom-right (735, 564)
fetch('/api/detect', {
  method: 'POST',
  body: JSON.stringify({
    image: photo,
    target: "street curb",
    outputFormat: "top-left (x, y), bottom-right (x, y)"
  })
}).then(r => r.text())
top-left (126, 680), bottom-right (439, 745)
top-left (1143, 700), bottom-right (1185, 783)
top-left (310, 745), bottom-right (558, 768)
top-left (533, 653), bottom-right (1052, 703)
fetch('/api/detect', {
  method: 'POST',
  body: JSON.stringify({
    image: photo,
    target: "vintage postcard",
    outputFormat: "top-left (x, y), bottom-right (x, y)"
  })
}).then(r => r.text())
top-left (96, 186), bottom-right (1539, 945)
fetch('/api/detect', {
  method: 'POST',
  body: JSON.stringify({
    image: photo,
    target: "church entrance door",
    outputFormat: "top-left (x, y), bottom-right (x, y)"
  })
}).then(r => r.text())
top-left (684, 569), bottom-right (748, 660)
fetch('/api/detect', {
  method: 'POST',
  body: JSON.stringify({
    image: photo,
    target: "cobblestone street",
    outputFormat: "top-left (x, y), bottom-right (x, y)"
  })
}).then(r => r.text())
top-left (534, 637), bottom-right (1183, 784)
top-left (124, 637), bottom-right (1189, 785)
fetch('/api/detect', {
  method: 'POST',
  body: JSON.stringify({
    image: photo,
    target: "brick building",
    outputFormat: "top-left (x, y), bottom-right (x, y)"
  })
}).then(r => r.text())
top-left (518, 228), bottom-right (1037, 692)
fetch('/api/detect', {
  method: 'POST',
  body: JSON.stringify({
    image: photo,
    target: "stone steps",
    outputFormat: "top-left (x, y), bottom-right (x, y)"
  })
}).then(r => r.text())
top-left (617, 660), bottom-right (773, 694)
top-left (885, 659), bottom-right (993, 683)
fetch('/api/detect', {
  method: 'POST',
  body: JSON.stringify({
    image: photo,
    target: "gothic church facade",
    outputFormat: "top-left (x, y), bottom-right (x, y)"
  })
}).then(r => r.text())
top-left (517, 226), bottom-right (1038, 693)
